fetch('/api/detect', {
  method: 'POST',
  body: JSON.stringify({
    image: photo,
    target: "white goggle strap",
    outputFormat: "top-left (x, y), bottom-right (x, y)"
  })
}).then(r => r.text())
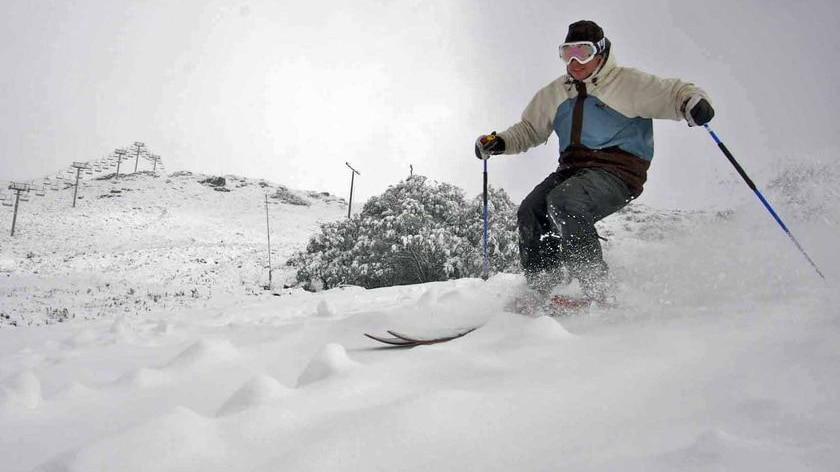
top-left (594, 37), bottom-right (606, 54)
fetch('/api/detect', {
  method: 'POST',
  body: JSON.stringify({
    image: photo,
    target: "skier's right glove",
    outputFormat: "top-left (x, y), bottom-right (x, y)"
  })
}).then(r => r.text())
top-left (474, 132), bottom-right (506, 159)
top-left (682, 96), bottom-right (715, 127)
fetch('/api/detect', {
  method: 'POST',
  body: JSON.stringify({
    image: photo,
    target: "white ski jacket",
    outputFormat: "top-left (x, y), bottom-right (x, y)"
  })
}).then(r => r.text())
top-left (497, 50), bottom-right (711, 194)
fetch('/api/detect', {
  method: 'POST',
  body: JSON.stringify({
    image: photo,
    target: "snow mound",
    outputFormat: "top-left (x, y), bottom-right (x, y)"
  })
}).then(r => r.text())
top-left (0, 369), bottom-right (42, 409)
top-left (52, 381), bottom-right (100, 403)
top-left (417, 288), bottom-right (438, 307)
top-left (521, 315), bottom-right (576, 341)
top-left (163, 338), bottom-right (242, 371)
top-left (113, 367), bottom-right (173, 389)
top-left (467, 312), bottom-right (575, 347)
top-left (50, 406), bottom-right (226, 472)
top-left (436, 288), bottom-right (469, 306)
top-left (315, 299), bottom-right (336, 318)
top-left (216, 374), bottom-right (292, 417)
top-left (296, 343), bottom-right (361, 387)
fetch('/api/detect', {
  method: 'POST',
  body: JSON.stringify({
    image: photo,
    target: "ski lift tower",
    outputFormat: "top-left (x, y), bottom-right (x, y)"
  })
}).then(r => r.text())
top-left (149, 154), bottom-right (162, 173)
top-left (114, 148), bottom-right (127, 178)
top-left (71, 161), bottom-right (91, 208)
top-left (7, 182), bottom-right (31, 236)
top-left (131, 142), bottom-right (146, 173)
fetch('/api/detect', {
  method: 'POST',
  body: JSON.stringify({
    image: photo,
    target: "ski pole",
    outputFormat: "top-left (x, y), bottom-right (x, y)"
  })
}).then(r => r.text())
top-left (703, 123), bottom-right (825, 280)
top-left (482, 158), bottom-right (489, 281)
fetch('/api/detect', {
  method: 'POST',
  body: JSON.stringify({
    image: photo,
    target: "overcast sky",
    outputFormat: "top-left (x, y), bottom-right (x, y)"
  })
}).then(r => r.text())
top-left (2, 0), bottom-right (839, 210)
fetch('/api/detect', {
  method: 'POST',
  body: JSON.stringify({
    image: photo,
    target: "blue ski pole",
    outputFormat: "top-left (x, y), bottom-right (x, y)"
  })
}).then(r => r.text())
top-left (703, 124), bottom-right (825, 280)
top-left (482, 158), bottom-right (489, 281)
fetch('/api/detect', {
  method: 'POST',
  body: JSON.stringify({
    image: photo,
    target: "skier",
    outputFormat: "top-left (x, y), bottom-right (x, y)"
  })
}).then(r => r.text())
top-left (475, 20), bottom-right (714, 300)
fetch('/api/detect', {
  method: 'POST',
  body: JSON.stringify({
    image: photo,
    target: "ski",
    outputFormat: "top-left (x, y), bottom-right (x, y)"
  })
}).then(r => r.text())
top-left (363, 332), bottom-right (419, 347)
top-left (387, 326), bottom-right (479, 344)
top-left (364, 326), bottom-right (479, 347)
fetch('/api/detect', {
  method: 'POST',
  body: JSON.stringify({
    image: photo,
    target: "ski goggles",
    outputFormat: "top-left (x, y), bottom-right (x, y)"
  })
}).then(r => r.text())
top-left (558, 39), bottom-right (606, 64)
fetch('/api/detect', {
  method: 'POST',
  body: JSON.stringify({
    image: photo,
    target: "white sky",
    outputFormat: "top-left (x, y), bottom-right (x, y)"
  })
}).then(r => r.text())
top-left (2, 0), bottom-right (839, 210)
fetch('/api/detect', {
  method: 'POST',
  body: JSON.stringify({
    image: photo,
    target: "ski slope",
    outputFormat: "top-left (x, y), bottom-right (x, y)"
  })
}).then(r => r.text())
top-left (1, 168), bottom-right (838, 471)
top-left (0, 171), bottom-right (346, 326)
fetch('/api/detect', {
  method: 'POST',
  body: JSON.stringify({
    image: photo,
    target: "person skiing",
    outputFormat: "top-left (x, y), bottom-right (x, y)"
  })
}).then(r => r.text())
top-left (475, 20), bottom-right (714, 300)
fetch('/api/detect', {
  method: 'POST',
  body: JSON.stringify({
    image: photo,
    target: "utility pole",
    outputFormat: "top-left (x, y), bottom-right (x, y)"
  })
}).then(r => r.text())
top-left (131, 142), bottom-right (146, 173)
top-left (8, 182), bottom-right (31, 236)
top-left (114, 149), bottom-right (127, 178)
top-left (149, 154), bottom-right (161, 173)
top-left (264, 194), bottom-right (273, 290)
top-left (345, 161), bottom-right (360, 219)
top-left (71, 162), bottom-right (90, 208)
top-left (410, 164), bottom-right (413, 178)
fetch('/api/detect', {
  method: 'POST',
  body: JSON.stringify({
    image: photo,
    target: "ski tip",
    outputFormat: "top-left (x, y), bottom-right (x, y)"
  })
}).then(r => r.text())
top-left (363, 333), bottom-right (418, 347)
top-left (366, 325), bottom-right (482, 347)
top-left (386, 326), bottom-right (480, 345)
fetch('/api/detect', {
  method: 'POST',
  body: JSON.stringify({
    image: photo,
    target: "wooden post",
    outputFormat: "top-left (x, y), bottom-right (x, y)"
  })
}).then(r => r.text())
top-left (132, 142), bottom-right (146, 173)
top-left (71, 162), bottom-right (91, 208)
top-left (114, 149), bottom-right (127, 178)
top-left (345, 162), bottom-right (360, 218)
top-left (8, 182), bottom-right (31, 236)
top-left (265, 194), bottom-right (273, 289)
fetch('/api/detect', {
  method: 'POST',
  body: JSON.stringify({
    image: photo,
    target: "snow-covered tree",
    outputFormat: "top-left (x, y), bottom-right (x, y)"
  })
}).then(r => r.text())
top-left (288, 176), bottom-right (520, 290)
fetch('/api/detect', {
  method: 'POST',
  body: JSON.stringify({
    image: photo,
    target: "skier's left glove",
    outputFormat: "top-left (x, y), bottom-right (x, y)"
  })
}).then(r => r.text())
top-left (475, 132), bottom-right (506, 159)
top-left (682, 96), bottom-right (715, 127)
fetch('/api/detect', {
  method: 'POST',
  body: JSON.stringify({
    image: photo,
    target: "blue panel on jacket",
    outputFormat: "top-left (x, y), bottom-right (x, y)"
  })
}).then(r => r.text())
top-left (554, 96), bottom-right (654, 161)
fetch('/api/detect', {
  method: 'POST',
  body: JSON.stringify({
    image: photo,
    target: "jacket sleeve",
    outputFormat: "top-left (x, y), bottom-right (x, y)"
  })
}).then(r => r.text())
top-left (618, 68), bottom-right (711, 121)
top-left (496, 78), bottom-right (569, 154)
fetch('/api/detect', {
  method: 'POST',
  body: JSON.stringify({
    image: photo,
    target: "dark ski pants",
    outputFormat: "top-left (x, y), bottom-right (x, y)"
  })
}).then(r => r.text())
top-left (517, 167), bottom-right (634, 284)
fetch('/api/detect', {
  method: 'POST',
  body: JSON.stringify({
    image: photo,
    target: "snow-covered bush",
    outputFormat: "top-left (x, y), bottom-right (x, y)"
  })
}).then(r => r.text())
top-left (288, 176), bottom-right (520, 290)
top-left (271, 186), bottom-right (311, 206)
top-left (200, 176), bottom-right (226, 188)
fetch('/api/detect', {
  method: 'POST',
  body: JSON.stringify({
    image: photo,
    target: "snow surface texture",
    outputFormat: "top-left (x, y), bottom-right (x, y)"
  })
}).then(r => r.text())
top-left (1, 165), bottom-right (839, 471)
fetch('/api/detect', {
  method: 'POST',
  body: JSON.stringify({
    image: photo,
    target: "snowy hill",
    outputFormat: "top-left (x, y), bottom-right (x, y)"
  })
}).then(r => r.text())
top-left (0, 170), bottom-right (347, 326)
top-left (1, 163), bottom-right (839, 471)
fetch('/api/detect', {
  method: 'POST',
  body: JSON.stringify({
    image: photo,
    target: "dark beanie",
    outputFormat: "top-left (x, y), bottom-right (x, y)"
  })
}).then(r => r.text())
top-left (565, 20), bottom-right (604, 43)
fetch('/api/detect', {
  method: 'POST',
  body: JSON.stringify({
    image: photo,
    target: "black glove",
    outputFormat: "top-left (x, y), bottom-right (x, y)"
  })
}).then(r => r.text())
top-left (474, 132), bottom-right (506, 159)
top-left (683, 96), bottom-right (715, 127)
